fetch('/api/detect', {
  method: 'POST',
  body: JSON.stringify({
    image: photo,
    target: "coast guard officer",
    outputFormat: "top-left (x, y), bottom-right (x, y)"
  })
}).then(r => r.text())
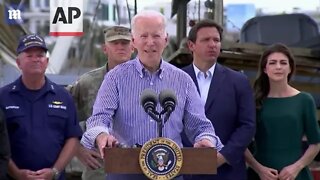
top-left (0, 34), bottom-right (82, 180)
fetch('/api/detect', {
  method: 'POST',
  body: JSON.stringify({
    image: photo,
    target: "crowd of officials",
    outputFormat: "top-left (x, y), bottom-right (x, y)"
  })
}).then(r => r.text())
top-left (0, 10), bottom-right (319, 180)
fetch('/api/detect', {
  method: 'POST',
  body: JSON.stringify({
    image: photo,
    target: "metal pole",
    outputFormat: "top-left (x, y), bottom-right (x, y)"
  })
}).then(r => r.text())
top-left (214, 0), bottom-right (224, 26)
top-left (134, 0), bottom-right (137, 15)
top-left (176, 0), bottom-right (188, 47)
top-left (158, 121), bottom-right (163, 137)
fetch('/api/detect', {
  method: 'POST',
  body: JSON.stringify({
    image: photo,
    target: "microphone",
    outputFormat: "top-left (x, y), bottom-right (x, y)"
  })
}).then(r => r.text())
top-left (140, 89), bottom-right (159, 121)
top-left (159, 89), bottom-right (177, 115)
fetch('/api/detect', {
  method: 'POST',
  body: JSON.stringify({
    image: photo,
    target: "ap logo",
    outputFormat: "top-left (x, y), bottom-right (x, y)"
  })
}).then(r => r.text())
top-left (5, 4), bottom-right (24, 25)
top-left (50, 0), bottom-right (83, 36)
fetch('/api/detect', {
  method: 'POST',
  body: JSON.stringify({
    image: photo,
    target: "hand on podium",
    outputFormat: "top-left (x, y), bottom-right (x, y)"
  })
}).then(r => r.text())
top-left (96, 132), bottom-right (119, 157)
top-left (194, 138), bottom-right (214, 148)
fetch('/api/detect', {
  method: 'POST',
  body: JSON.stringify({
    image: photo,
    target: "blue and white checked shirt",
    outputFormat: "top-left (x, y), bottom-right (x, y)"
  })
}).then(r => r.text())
top-left (81, 58), bottom-right (223, 151)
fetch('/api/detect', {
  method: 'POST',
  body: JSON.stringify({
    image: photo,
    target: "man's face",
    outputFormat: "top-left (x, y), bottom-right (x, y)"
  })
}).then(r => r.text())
top-left (16, 47), bottom-right (48, 76)
top-left (132, 17), bottom-right (168, 63)
top-left (103, 39), bottom-right (133, 65)
top-left (188, 27), bottom-right (221, 63)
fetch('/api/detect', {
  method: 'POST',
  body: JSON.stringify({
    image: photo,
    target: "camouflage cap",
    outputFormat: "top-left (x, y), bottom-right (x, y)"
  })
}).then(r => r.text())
top-left (104, 26), bottom-right (131, 42)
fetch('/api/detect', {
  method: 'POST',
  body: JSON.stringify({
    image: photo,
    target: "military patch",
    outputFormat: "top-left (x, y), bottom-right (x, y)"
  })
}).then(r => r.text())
top-left (48, 101), bottom-right (66, 110)
top-left (139, 137), bottom-right (183, 180)
top-left (52, 101), bottom-right (63, 105)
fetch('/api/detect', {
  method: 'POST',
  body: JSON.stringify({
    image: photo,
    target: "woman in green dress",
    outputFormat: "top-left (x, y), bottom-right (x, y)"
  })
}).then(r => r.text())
top-left (245, 43), bottom-right (320, 180)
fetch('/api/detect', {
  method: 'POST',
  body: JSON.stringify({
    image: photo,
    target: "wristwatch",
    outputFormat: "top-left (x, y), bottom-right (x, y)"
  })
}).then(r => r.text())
top-left (52, 167), bottom-right (60, 180)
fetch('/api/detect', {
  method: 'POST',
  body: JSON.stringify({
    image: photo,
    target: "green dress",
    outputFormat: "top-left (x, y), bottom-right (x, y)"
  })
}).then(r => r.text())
top-left (250, 92), bottom-right (320, 180)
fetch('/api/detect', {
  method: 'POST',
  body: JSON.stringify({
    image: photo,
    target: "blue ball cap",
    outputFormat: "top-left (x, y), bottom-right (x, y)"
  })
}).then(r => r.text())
top-left (16, 34), bottom-right (48, 54)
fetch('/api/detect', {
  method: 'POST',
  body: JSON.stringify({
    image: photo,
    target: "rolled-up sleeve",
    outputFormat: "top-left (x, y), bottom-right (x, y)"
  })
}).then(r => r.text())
top-left (81, 73), bottom-right (118, 149)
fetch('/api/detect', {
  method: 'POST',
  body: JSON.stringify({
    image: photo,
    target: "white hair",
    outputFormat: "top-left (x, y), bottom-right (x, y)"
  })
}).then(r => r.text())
top-left (131, 10), bottom-right (167, 36)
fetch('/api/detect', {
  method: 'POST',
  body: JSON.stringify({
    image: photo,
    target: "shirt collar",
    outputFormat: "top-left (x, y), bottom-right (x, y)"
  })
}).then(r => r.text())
top-left (193, 63), bottom-right (216, 78)
top-left (10, 76), bottom-right (56, 94)
top-left (134, 57), bottom-right (165, 79)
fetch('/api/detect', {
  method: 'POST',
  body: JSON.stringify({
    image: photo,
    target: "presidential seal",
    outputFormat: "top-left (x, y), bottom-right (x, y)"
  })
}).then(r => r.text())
top-left (139, 138), bottom-right (183, 180)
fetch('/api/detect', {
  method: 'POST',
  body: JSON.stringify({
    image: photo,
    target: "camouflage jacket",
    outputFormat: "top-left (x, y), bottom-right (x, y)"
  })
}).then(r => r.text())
top-left (67, 65), bottom-right (107, 124)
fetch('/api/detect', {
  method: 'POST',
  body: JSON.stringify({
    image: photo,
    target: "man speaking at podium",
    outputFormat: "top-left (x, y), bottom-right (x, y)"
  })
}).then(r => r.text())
top-left (81, 10), bottom-right (223, 179)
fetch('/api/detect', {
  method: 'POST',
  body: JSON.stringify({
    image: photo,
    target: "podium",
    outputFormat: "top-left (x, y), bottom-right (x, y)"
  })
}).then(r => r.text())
top-left (104, 147), bottom-right (217, 175)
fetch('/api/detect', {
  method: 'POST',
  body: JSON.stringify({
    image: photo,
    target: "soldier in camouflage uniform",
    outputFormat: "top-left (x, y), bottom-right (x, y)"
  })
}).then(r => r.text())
top-left (67, 26), bottom-right (133, 180)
